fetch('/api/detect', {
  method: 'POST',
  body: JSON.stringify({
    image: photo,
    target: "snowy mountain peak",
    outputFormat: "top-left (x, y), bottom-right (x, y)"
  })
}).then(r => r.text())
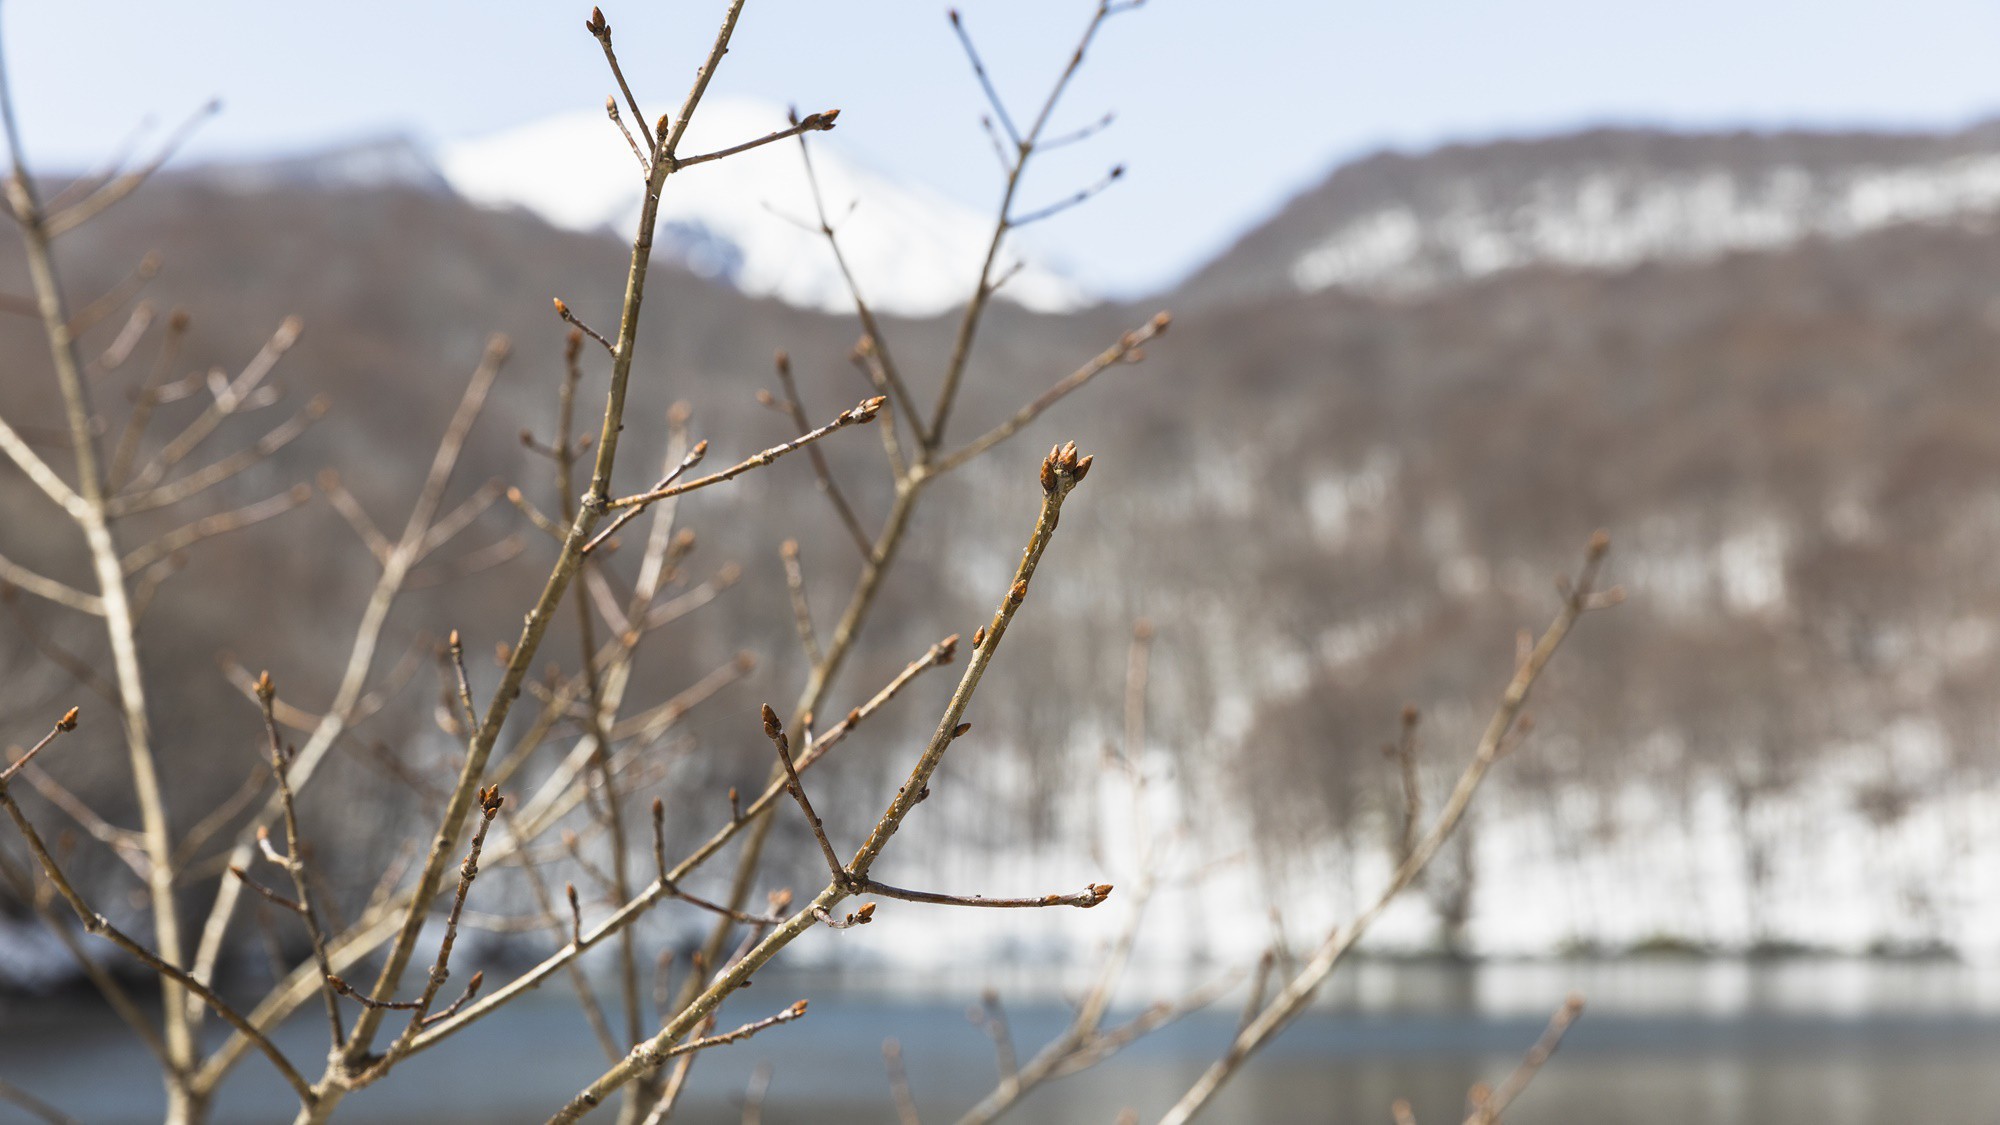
top-left (436, 98), bottom-right (1088, 317)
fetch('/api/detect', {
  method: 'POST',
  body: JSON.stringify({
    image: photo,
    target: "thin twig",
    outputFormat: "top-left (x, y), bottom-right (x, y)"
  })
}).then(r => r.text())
top-left (772, 350), bottom-right (871, 556)
top-left (883, 1039), bottom-right (921, 1125)
top-left (596, 395), bottom-right (881, 518)
top-left (779, 540), bottom-right (823, 665)
top-left (0, 1079), bottom-right (82, 1125)
top-left (675, 110), bottom-right (838, 170)
top-left (585, 7), bottom-right (655, 156)
top-left (1464, 994), bottom-right (1585, 1125)
top-left (763, 703), bottom-right (849, 886)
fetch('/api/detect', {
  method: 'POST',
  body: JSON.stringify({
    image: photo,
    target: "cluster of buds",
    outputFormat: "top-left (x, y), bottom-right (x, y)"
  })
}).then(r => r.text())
top-left (1039, 440), bottom-right (1093, 493)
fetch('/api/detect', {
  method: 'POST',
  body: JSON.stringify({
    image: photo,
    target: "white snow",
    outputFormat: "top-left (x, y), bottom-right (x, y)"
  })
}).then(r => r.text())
top-left (437, 98), bottom-right (1088, 317)
top-left (1292, 155), bottom-right (2000, 296)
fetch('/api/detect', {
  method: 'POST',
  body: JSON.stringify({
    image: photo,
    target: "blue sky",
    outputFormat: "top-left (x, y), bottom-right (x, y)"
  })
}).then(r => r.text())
top-left (6, 1), bottom-right (1999, 296)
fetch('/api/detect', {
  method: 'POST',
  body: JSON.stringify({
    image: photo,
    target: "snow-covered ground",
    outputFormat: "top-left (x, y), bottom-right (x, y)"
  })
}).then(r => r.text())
top-left (824, 730), bottom-right (2000, 980)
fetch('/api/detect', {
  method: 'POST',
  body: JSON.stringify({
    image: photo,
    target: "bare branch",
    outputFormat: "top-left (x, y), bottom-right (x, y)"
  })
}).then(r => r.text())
top-left (554, 297), bottom-right (615, 356)
top-left (883, 1039), bottom-right (920, 1125)
top-left (675, 109), bottom-right (838, 170)
top-left (598, 396), bottom-right (881, 516)
top-left (933, 311), bottom-right (1169, 475)
top-left (772, 349), bottom-right (872, 556)
top-left (44, 99), bottom-right (219, 236)
top-left (317, 469), bottom-right (392, 563)
top-left (779, 540), bottom-right (823, 665)
top-left (1464, 994), bottom-right (1586, 1125)
top-left (1010, 164), bottom-right (1123, 227)
top-left (947, 10), bottom-right (1022, 150)
top-left (763, 703), bottom-right (849, 886)
top-left (110, 393), bottom-right (328, 516)
top-left (585, 7), bottom-right (655, 157)
top-left (0, 552), bottom-right (105, 615)
top-left (120, 483), bottom-right (312, 574)
top-left (65, 250), bottom-right (158, 337)
top-left (0, 707), bottom-right (77, 784)
top-left (0, 1079), bottom-right (82, 1125)
top-left (859, 878), bottom-right (1111, 911)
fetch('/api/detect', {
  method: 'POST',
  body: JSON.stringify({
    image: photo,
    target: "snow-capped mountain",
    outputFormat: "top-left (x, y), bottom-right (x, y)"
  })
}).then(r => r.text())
top-left (436, 98), bottom-right (1088, 317)
top-left (1178, 122), bottom-right (2000, 307)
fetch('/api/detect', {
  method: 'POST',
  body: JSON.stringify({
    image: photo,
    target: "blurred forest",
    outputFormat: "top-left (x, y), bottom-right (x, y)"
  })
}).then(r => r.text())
top-left (7, 120), bottom-right (2000, 971)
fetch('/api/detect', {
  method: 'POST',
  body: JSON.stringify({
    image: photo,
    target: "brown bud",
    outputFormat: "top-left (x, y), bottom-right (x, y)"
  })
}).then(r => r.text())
top-left (952, 722), bottom-right (972, 738)
top-left (552, 297), bottom-right (570, 318)
top-left (1040, 456), bottom-right (1057, 493)
top-left (255, 670), bottom-right (275, 703)
top-left (761, 703), bottom-right (782, 739)
top-left (781, 538), bottom-right (799, 559)
top-left (972, 625), bottom-right (986, 647)
top-left (734, 651), bottom-right (758, 673)
top-left (1072, 453), bottom-right (1093, 482)
top-left (756, 388), bottom-right (778, 407)
top-left (854, 903), bottom-right (876, 923)
top-left (57, 706), bottom-right (79, 732)
top-left (1008, 580), bottom-right (1027, 606)
top-left (1151, 310), bottom-right (1172, 332)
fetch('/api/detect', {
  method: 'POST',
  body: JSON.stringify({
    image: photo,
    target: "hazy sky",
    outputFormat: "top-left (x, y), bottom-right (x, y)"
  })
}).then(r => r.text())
top-left (6, 1), bottom-right (1999, 296)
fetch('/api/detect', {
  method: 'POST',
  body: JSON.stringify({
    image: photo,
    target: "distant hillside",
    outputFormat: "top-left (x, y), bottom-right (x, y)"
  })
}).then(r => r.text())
top-left (1175, 120), bottom-right (2000, 308)
top-left (9, 117), bottom-right (2000, 963)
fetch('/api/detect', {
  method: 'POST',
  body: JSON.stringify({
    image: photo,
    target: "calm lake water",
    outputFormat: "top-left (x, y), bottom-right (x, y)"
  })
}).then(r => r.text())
top-left (5, 958), bottom-right (1999, 1123)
